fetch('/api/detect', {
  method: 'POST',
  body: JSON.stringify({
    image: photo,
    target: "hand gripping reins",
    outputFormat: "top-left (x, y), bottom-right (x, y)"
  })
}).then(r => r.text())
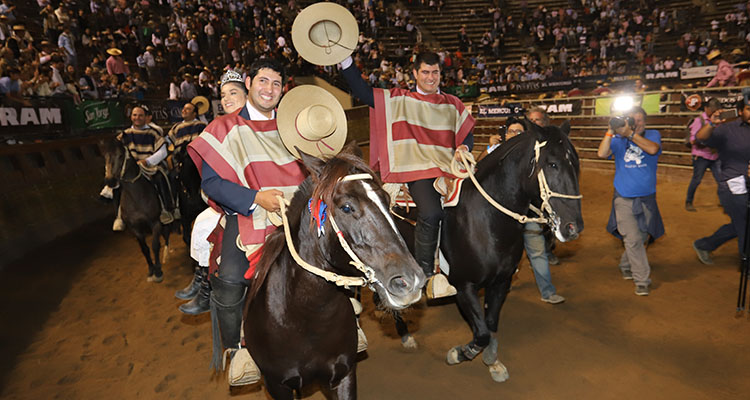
top-left (276, 173), bottom-right (379, 288)
top-left (450, 141), bottom-right (582, 226)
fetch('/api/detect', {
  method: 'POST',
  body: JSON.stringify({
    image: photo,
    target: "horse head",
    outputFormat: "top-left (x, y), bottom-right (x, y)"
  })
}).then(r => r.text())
top-left (101, 137), bottom-right (126, 188)
top-left (526, 121), bottom-right (584, 242)
top-left (297, 143), bottom-right (426, 310)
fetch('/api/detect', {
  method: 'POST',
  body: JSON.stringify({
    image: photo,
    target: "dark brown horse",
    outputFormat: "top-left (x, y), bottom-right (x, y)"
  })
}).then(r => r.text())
top-left (102, 138), bottom-right (170, 282)
top-left (392, 121), bottom-right (583, 380)
top-left (245, 147), bottom-right (426, 400)
top-left (171, 143), bottom-right (204, 246)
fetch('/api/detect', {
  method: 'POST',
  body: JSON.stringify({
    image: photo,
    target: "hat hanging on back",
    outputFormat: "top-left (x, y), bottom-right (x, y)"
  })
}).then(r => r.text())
top-left (292, 2), bottom-right (358, 66)
top-left (107, 48), bottom-right (122, 56)
top-left (707, 49), bottom-right (721, 61)
top-left (191, 96), bottom-right (210, 115)
top-left (277, 85), bottom-right (347, 159)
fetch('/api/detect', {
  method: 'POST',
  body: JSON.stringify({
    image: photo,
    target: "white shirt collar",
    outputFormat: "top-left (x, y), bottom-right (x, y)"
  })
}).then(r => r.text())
top-left (416, 86), bottom-right (440, 95)
top-left (245, 100), bottom-right (275, 120)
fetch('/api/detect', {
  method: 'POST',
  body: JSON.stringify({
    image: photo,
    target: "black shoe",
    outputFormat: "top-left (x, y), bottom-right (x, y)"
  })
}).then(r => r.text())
top-left (175, 266), bottom-right (202, 300)
top-left (179, 267), bottom-right (210, 315)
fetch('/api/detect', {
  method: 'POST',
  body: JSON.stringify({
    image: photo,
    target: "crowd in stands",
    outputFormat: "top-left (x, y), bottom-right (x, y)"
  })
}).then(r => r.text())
top-left (0, 0), bottom-right (749, 109)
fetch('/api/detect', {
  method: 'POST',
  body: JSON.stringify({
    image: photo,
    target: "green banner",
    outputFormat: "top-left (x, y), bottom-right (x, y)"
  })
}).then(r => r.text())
top-left (444, 84), bottom-right (479, 99)
top-left (595, 94), bottom-right (661, 116)
top-left (79, 100), bottom-right (127, 130)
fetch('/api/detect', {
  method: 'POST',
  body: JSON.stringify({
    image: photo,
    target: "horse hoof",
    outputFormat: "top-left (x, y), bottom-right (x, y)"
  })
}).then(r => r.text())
top-left (446, 346), bottom-right (462, 365)
top-left (482, 336), bottom-right (498, 366)
top-left (147, 274), bottom-right (164, 283)
top-left (401, 335), bottom-right (418, 351)
top-left (489, 361), bottom-right (509, 382)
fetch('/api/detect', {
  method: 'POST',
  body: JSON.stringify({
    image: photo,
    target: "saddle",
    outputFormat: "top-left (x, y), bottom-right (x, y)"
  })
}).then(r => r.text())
top-left (385, 177), bottom-right (467, 210)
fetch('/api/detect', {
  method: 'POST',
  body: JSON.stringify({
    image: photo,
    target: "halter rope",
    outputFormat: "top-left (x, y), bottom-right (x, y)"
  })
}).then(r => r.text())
top-left (276, 173), bottom-right (379, 288)
top-left (119, 147), bottom-right (143, 183)
top-left (450, 141), bottom-right (582, 226)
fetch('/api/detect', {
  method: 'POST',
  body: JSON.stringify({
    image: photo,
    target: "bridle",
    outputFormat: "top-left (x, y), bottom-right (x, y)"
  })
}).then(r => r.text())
top-left (451, 140), bottom-right (582, 229)
top-left (277, 173), bottom-right (380, 288)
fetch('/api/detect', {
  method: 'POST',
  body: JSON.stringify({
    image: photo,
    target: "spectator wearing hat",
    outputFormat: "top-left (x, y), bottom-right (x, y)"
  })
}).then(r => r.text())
top-left (105, 48), bottom-right (128, 84)
top-left (0, 0), bottom-right (15, 22)
top-left (143, 45), bottom-right (156, 80)
top-left (6, 24), bottom-right (27, 58)
top-left (706, 49), bottom-right (737, 87)
top-left (0, 15), bottom-right (10, 41)
top-left (180, 73), bottom-right (197, 100)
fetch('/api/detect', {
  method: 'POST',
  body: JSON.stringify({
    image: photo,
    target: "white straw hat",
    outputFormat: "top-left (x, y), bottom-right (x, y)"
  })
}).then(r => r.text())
top-left (292, 2), bottom-right (359, 66)
top-left (277, 85), bottom-right (347, 159)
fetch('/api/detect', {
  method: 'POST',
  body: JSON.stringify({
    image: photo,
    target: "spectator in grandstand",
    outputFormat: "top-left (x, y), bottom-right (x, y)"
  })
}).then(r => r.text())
top-left (706, 49), bottom-right (738, 87)
top-left (105, 48), bottom-right (128, 84)
top-left (168, 75), bottom-right (180, 100)
top-left (685, 98), bottom-right (722, 212)
top-left (180, 73), bottom-right (197, 100)
top-left (78, 66), bottom-right (98, 99)
top-left (0, 65), bottom-right (28, 105)
top-left (57, 27), bottom-right (76, 67)
top-left (0, 0), bottom-right (15, 22)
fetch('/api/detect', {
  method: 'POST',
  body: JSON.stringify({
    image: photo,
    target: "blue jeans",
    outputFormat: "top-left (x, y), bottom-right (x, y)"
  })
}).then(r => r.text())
top-left (695, 185), bottom-right (748, 257)
top-left (685, 156), bottom-right (721, 204)
top-left (523, 222), bottom-right (556, 299)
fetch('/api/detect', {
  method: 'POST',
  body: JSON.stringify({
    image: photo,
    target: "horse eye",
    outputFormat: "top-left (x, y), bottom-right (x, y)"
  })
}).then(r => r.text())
top-left (340, 203), bottom-right (354, 214)
top-left (548, 162), bottom-right (558, 169)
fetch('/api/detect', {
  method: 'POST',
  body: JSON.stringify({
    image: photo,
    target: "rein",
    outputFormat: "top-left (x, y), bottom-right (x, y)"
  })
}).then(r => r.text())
top-left (451, 141), bottom-right (582, 226)
top-left (276, 173), bottom-right (379, 288)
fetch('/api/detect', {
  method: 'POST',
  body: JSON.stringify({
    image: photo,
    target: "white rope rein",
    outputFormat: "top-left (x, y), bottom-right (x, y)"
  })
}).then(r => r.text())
top-left (276, 173), bottom-right (379, 288)
top-left (450, 141), bottom-right (582, 225)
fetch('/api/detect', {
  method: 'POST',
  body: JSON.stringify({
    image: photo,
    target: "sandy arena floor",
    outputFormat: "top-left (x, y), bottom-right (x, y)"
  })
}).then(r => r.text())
top-left (1, 168), bottom-right (749, 400)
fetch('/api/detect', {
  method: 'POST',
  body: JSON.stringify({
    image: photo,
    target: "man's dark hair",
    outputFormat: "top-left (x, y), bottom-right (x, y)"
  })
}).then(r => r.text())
top-left (705, 98), bottom-right (721, 111)
top-left (630, 106), bottom-right (647, 119)
top-left (6, 66), bottom-right (20, 76)
top-left (133, 104), bottom-right (151, 115)
top-left (413, 52), bottom-right (440, 70)
top-left (248, 58), bottom-right (286, 84)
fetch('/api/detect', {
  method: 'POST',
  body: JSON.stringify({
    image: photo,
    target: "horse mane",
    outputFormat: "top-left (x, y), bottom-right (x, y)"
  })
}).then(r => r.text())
top-left (247, 152), bottom-right (381, 305)
top-left (474, 130), bottom-right (536, 181)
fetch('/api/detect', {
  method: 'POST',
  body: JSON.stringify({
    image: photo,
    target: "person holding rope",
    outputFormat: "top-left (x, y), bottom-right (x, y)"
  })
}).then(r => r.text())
top-left (101, 105), bottom-right (177, 231)
top-left (187, 59), bottom-right (356, 387)
top-left (597, 106), bottom-right (664, 296)
top-left (291, 3), bottom-right (474, 298)
top-left (692, 90), bottom-right (750, 265)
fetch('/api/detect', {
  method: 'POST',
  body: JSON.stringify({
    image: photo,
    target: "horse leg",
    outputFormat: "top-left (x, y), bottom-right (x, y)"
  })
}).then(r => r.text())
top-left (135, 233), bottom-right (156, 279)
top-left (263, 378), bottom-right (295, 400)
top-left (374, 291), bottom-right (417, 350)
top-left (481, 277), bottom-right (512, 382)
top-left (330, 367), bottom-right (357, 400)
top-left (148, 223), bottom-right (164, 282)
top-left (446, 282), bottom-right (491, 365)
top-left (161, 222), bottom-right (171, 265)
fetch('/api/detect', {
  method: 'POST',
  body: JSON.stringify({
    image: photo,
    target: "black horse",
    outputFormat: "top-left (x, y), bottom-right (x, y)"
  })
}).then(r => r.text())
top-left (171, 143), bottom-right (205, 246)
top-left (393, 121), bottom-right (583, 380)
top-left (245, 146), bottom-right (426, 400)
top-left (102, 138), bottom-right (170, 282)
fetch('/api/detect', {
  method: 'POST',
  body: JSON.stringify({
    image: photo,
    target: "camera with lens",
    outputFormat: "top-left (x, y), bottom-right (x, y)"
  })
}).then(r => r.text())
top-left (608, 115), bottom-right (634, 130)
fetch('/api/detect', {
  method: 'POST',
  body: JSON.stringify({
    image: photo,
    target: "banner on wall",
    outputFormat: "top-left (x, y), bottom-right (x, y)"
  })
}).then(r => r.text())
top-left (477, 103), bottom-right (525, 118)
top-left (680, 91), bottom-right (744, 111)
top-left (680, 66), bottom-right (717, 80)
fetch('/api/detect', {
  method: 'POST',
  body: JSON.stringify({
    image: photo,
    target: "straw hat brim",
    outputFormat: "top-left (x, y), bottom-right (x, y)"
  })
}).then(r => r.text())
top-left (277, 85), bottom-right (347, 160)
top-left (707, 50), bottom-right (721, 60)
top-left (191, 96), bottom-right (210, 115)
top-left (106, 48), bottom-right (122, 56)
top-left (292, 2), bottom-right (358, 66)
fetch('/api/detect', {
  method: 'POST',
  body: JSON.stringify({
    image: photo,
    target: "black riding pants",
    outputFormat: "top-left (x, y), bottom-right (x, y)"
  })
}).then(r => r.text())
top-left (408, 178), bottom-right (444, 225)
top-left (218, 214), bottom-right (251, 286)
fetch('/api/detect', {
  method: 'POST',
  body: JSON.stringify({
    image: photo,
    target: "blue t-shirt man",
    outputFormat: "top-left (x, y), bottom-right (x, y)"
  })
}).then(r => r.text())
top-left (0, 76), bottom-right (21, 95)
top-left (610, 129), bottom-right (662, 197)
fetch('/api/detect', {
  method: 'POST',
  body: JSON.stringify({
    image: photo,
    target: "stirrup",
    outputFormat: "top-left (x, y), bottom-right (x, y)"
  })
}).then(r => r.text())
top-left (356, 322), bottom-right (368, 353)
top-left (224, 348), bottom-right (261, 386)
top-left (112, 218), bottom-right (125, 231)
top-left (426, 274), bottom-right (457, 299)
top-left (160, 210), bottom-right (175, 224)
top-left (100, 185), bottom-right (114, 199)
top-left (349, 297), bottom-right (363, 315)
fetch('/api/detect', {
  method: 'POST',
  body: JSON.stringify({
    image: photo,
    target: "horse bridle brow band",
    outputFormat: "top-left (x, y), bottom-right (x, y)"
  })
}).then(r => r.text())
top-left (277, 173), bottom-right (379, 288)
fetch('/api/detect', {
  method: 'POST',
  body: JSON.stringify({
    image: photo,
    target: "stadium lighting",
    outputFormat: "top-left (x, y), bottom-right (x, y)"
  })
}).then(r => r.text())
top-left (612, 95), bottom-right (634, 113)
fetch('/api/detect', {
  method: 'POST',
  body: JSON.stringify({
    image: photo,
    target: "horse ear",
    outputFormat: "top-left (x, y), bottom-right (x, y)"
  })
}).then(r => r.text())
top-left (339, 141), bottom-right (363, 158)
top-left (296, 147), bottom-right (326, 180)
top-left (559, 120), bottom-right (571, 136)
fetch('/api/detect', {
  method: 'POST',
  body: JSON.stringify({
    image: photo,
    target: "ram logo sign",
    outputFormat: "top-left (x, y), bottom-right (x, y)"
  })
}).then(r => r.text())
top-left (0, 107), bottom-right (62, 126)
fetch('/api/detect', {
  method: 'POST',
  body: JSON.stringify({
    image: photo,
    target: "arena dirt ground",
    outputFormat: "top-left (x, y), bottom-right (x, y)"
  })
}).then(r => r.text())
top-left (1, 167), bottom-right (749, 400)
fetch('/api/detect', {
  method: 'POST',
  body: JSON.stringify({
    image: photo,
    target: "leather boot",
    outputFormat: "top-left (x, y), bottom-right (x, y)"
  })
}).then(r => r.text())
top-left (414, 218), bottom-right (440, 277)
top-left (175, 265), bottom-right (202, 300)
top-left (179, 267), bottom-right (210, 315)
top-left (153, 172), bottom-right (176, 224)
top-left (209, 274), bottom-right (260, 385)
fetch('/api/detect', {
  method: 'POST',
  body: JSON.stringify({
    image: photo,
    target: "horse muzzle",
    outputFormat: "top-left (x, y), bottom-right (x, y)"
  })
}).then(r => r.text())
top-left (374, 266), bottom-right (426, 310)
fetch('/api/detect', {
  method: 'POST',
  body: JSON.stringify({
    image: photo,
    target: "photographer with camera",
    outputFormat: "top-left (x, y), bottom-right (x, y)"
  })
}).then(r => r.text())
top-left (692, 92), bottom-right (750, 265)
top-left (597, 106), bottom-right (664, 296)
